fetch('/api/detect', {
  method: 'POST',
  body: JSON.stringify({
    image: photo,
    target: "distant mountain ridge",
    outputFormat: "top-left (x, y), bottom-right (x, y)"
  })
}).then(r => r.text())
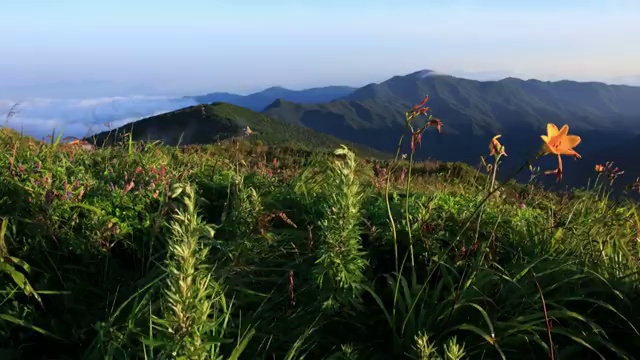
top-left (264, 69), bottom-right (640, 162)
top-left (186, 85), bottom-right (356, 112)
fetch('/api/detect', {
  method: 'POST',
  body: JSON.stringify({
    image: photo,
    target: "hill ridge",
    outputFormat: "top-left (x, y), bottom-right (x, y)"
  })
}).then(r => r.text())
top-left (85, 102), bottom-right (388, 158)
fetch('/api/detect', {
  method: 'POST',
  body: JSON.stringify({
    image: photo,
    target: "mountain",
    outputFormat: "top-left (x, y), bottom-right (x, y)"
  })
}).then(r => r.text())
top-left (263, 70), bottom-right (640, 183)
top-left (85, 102), bottom-right (387, 158)
top-left (187, 85), bottom-right (356, 112)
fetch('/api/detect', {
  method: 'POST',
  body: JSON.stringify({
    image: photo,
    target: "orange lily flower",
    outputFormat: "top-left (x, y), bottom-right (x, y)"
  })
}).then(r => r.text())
top-left (489, 135), bottom-right (507, 157)
top-left (540, 123), bottom-right (582, 182)
top-left (595, 164), bottom-right (604, 173)
top-left (540, 123), bottom-right (581, 159)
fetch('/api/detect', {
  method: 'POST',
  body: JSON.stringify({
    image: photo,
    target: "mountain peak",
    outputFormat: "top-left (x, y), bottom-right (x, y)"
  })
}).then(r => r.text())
top-left (259, 86), bottom-right (292, 96)
top-left (408, 69), bottom-right (446, 79)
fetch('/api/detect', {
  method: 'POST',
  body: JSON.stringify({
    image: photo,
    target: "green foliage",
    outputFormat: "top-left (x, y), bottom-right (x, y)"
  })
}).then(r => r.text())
top-left (1, 126), bottom-right (640, 359)
top-left (313, 146), bottom-right (368, 311)
top-left (154, 183), bottom-right (229, 359)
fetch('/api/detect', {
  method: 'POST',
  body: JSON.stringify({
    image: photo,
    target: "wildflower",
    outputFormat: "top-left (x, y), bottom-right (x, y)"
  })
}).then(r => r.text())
top-left (405, 95), bottom-right (443, 152)
top-left (64, 138), bottom-right (94, 151)
top-left (595, 164), bottom-right (605, 173)
top-left (407, 96), bottom-right (431, 122)
top-left (540, 123), bottom-right (581, 159)
top-left (539, 123), bottom-right (582, 182)
top-left (428, 119), bottom-right (443, 134)
top-left (489, 135), bottom-right (507, 157)
top-left (601, 162), bottom-right (625, 185)
top-left (410, 128), bottom-right (424, 152)
top-left (124, 181), bottom-right (135, 194)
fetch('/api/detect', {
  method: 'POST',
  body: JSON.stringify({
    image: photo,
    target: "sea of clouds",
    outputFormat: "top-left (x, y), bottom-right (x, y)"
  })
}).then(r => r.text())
top-left (0, 96), bottom-right (199, 140)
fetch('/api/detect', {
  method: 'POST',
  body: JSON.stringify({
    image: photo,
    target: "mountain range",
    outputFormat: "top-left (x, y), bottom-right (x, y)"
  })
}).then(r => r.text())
top-left (262, 70), bottom-right (640, 188)
top-left (91, 69), bottom-right (640, 190)
top-left (186, 85), bottom-right (356, 112)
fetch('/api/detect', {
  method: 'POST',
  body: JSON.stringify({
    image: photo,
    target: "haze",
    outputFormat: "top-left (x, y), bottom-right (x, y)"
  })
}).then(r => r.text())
top-left (1, 0), bottom-right (639, 97)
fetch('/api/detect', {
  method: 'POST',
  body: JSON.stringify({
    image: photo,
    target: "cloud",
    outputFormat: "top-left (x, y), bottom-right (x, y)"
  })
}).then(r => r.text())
top-left (0, 96), bottom-right (198, 140)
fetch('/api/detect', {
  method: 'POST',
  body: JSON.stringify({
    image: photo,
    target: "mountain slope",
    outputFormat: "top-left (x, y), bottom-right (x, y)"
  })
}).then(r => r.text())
top-left (263, 70), bottom-right (640, 167)
top-left (86, 103), bottom-right (387, 158)
top-left (187, 85), bottom-right (356, 112)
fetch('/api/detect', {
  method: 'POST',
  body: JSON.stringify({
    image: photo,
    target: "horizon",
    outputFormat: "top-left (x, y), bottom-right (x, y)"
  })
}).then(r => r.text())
top-left (2, 67), bottom-right (640, 142)
top-left (1, 69), bottom-right (640, 101)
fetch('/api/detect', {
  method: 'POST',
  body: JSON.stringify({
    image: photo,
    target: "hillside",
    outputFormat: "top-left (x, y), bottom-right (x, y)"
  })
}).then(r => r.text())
top-left (86, 102), bottom-right (387, 158)
top-left (3, 125), bottom-right (640, 359)
top-left (187, 85), bottom-right (356, 111)
top-left (263, 70), bottom-right (640, 170)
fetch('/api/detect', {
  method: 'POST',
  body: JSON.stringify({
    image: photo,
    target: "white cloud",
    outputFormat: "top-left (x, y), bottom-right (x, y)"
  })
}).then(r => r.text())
top-left (0, 96), bottom-right (198, 140)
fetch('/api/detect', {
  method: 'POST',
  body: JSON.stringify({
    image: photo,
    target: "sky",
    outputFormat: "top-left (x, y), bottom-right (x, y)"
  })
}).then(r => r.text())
top-left (0, 0), bottom-right (639, 139)
top-left (1, 0), bottom-right (639, 96)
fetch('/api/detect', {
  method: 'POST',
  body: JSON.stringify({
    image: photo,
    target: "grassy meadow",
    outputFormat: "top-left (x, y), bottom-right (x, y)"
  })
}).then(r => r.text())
top-left (2, 99), bottom-right (640, 359)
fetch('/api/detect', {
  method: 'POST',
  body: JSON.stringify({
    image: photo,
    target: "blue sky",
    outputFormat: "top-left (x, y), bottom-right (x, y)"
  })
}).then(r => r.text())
top-left (1, 0), bottom-right (639, 96)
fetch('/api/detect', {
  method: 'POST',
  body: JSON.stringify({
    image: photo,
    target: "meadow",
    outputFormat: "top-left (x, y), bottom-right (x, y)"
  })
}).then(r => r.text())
top-left (2, 98), bottom-right (640, 359)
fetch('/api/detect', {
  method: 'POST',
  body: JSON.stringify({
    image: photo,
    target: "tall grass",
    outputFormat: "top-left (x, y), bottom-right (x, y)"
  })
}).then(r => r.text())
top-left (153, 183), bottom-right (233, 359)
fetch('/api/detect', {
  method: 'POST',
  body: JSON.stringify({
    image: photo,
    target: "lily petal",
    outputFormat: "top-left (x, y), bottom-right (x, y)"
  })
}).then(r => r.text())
top-left (558, 124), bottom-right (569, 137)
top-left (547, 123), bottom-right (559, 137)
top-left (563, 135), bottom-right (581, 148)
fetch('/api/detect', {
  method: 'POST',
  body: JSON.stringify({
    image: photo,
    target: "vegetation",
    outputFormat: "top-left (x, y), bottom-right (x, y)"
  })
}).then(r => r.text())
top-left (86, 102), bottom-right (388, 160)
top-left (2, 95), bottom-right (640, 359)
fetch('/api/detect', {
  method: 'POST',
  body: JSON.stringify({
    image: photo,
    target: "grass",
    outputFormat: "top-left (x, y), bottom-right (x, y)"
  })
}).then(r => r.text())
top-left (1, 96), bottom-right (640, 359)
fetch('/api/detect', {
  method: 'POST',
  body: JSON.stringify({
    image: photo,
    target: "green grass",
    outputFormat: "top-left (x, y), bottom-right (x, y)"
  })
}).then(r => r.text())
top-left (1, 106), bottom-right (640, 360)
